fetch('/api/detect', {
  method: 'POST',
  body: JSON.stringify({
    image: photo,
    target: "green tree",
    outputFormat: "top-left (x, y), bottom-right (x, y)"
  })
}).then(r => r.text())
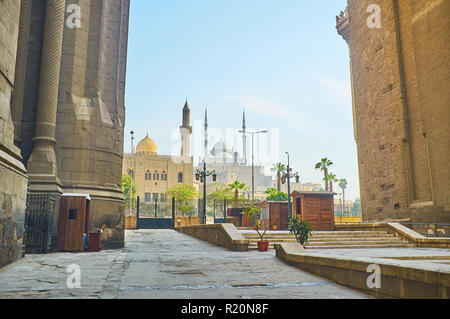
top-left (228, 180), bottom-right (247, 200)
top-left (271, 163), bottom-right (286, 192)
top-left (121, 175), bottom-right (137, 211)
top-left (315, 158), bottom-right (333, 191)
top-left (326, 173), bottom-right (339, 193)
top-left (167, 184), bottom-right (198, 216)
top-left (351, 198), bottom-right (362, 216)
top-left (265, 188), bottom-right (288, 201)
top-left (338, 178), bottom-right (348, 214)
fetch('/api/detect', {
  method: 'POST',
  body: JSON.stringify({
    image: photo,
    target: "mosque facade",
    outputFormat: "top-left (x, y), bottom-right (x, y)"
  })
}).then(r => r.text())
top-left (122, 101), bottom-right (194, 205)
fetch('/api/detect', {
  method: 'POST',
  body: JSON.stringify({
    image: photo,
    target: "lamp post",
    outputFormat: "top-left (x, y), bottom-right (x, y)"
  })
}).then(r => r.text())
top-left (130, 131), bottom-right (135, 216)
top-left (196, 161), bottom-right (217, 224)
top-left (283, 152), bottom-right (300, 219)
top-left (238, 130), bottom-right (268, 201)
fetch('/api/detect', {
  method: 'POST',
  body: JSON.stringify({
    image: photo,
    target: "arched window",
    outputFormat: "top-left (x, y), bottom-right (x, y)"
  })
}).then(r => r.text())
top-left (178, 172), bottom-right (183, 183)
top-left (128, 169), bottom-right (134, 178)
top-left (145, 170), bottom-right (151, 180)
top-left (162, 171), bottom-right (167, 181)
top-left (153, 171), bottom-right (159, 181)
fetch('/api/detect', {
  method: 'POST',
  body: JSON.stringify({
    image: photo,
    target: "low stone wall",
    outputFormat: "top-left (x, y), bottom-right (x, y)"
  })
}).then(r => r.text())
top-left (334, 216), bottom-right (363, 224)
top-left (176, 224), bottom-right (248, 251)
top-left (125, 216), bottom-right (136, 230)
top-left (174, 216), bottom-right (200, 227)
top-left (336, 222), bottom-right (450, 248)
top-left (275, 243), bottom-right (450, 299)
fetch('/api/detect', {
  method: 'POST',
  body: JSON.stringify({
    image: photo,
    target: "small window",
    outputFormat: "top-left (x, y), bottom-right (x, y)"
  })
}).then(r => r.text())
top-left (145, 171), bottom-right (151, 180)
top-left (178, 172), bottom-right (183, 183)
top-left (69, 209), bottom-right (78, 220)
top-left (153, 171), bottom-right (159, 181)
top-left (145, 193), bottom-right (151, 202)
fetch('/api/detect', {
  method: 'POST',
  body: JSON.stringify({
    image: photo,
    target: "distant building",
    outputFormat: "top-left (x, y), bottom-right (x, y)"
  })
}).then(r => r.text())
top-left (123, 101), bottom-right (194, 205)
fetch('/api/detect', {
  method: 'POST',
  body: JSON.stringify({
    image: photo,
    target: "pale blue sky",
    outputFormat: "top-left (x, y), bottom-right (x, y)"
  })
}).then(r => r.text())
top-left (124, 0), bottom-right (360, 200)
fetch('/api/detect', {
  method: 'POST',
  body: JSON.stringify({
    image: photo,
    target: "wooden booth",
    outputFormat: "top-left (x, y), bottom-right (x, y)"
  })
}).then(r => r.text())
top-left (259, 201), bottom-right (289, 230)
top-left (291, 191), bottom-right (335, 231)
top-left (57, 194), bottom-right (91, 252)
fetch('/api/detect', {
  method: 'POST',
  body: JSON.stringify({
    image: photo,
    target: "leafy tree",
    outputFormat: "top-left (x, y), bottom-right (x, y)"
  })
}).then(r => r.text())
top-left (271, 163), bottom-right (286, 192)
top-left (315, 158), bottom-right (333, 191)
top-left (208, 183), bottom-right (234, 201)
top-left (265, 188), bottom-right (288, 201)
top-left (121, 175), bottom-right (137, 210)
top-left (288, 216), bottom-right (312, 246)
top-left (167, 184), bottom-right (198, 216)
top-left (351, 198), bottom-right (362, 216)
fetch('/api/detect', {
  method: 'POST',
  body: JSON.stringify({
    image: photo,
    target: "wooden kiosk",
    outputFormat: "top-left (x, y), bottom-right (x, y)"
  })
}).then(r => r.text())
top-left (259, 201), bottom-right (289, 230)
top-left (291, 191), bottom-right (336, 231)
top-left (57, 194), bottom-right (91, 252)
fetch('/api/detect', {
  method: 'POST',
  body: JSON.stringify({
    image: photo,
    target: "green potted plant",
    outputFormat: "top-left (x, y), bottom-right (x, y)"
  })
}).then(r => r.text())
top-left (288, 216), bottom-right (312, 246)
top-left (243, 202), bottom-right (270, 252)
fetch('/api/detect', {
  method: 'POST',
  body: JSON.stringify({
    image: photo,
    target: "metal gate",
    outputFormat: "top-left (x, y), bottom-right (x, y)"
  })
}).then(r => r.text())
top-left (137, 197), bottom-right (175, 229)
top-left (23, 193), bottom-right (57, 255)
top-left (213, 199), bottom-right (227, 224)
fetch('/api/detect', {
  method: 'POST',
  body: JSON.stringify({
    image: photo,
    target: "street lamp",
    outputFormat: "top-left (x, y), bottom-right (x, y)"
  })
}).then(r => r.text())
top-left (238, 129), bottom-right (268, 201)
top-left (283, 152), bottom-right (300, 219)
top-left (130, 131), bottom-right (135, 216)
top-left (196, 161), bottom-right (217, 224)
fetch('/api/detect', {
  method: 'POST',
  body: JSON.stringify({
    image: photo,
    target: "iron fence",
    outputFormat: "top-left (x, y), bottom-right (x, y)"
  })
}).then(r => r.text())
top-left (23, 193), bottom-right (57, 254)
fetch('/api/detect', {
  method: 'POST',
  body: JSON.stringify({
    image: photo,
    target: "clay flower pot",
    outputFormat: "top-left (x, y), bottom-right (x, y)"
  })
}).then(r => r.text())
top-left (257, 241), bottom-right (269, 252)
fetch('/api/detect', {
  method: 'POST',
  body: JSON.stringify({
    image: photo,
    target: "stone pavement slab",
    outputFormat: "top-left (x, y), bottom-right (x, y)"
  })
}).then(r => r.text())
top-left (0, 230), bottom-right (371, 299)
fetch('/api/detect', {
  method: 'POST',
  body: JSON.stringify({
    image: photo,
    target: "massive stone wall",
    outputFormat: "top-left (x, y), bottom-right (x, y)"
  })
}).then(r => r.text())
top-left (0, 0), bottom-right (28, 268)
top-left (12, 0), bottom-right (130, 249)
top-left (54, 0), bottom-right (130, 248)
top-left (339, 0), bottom-right (449, 222)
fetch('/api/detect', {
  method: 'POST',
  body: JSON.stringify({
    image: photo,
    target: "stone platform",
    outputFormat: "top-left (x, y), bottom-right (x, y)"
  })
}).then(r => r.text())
top-left (276, 243), bottom-right (450, 299)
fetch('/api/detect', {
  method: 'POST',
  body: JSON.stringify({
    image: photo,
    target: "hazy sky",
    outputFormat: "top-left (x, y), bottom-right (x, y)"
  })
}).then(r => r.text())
top-left (124, 0), bottom-right (360, 200)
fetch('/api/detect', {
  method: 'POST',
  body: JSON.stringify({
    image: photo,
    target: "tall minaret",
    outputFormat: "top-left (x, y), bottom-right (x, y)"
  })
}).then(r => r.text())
top-left (204, 109), bottom-right (209, 163)
top-left (180, 99), bottom-right (192, 160)
top-left (242, 110), bottom-right (247, 165)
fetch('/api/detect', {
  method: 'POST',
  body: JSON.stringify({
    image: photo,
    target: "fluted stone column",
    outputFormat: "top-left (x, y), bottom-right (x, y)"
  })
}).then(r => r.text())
top-left (27, 0), bottom-right (65, 193)
top-left (10, 0), bottom-right (32, 147)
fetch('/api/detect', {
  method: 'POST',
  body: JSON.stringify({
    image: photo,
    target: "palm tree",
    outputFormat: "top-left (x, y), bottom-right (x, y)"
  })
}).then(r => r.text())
top-left (271, 163), bottom-right (286, 192)
top-left (315, 158), bottom-right (333, 191)
top-left (338, 178), bottom-right (348, 214)
top-left (228, 180), bottom-right (246, 200)
top-left (327, 173), bottom-right (339, 193)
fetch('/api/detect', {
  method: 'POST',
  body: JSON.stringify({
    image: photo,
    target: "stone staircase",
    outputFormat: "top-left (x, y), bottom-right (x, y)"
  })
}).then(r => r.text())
top-left (241, 230), bottom-right (415, 251)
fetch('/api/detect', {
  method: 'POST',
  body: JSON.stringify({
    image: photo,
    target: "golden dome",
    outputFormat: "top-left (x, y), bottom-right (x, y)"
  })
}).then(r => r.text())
top-left (136, 135), bottom-right (158, 154)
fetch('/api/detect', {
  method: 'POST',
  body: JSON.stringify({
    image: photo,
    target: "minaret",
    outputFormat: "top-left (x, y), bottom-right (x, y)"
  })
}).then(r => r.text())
top-left (242, 110), bottom-right (247, 165)
top-left (204, 109), bottom-right (209, 163)
top-left (180, 99), bottom-right (192, 160)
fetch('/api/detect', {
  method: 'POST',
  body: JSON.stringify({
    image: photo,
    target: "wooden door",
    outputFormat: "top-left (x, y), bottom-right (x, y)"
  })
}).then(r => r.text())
top-left (57, 197), bottom-right (87, 251)
top-left (319, 197), bottom-right (334, 231)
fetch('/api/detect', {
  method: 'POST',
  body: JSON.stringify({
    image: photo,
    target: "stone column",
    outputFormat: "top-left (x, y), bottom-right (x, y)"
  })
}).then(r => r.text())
top-left (27, 0), bottom-right (65, 193)
top-left (10, 0), bottom-right (32, 147)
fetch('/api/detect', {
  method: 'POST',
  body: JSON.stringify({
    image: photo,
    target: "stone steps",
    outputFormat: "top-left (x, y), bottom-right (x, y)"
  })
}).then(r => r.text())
top-left (242, 230), bottom-right (415, 251)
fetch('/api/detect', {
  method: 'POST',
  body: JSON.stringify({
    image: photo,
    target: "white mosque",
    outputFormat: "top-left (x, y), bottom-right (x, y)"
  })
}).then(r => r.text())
top-left (193, 110), bottom-right (272, 198)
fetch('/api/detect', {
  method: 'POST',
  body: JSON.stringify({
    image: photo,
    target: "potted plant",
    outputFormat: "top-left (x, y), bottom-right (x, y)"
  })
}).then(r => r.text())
top-left (243, 202), bottom-right (270, 252)
top-left (288, 216), bottom-right (312, 246)
top-left (253, 222), bottom-right (270, 251)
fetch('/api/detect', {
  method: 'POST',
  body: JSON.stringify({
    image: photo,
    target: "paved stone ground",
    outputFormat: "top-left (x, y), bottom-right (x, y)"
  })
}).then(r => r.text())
top-left (305, 247), bottom-right (450, 272)
top-left (0, 230), bottom-right (370, 299)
